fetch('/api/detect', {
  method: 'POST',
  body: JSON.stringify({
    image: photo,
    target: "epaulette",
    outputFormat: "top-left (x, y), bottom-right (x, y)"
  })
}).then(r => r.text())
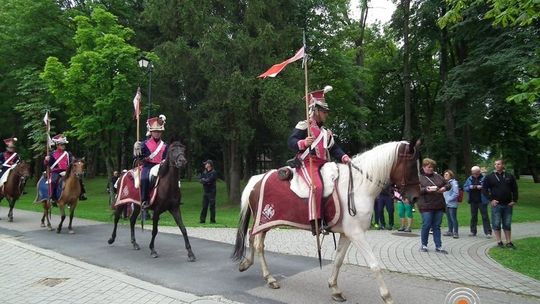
top-left (295, 120), bottom-right (308, 130)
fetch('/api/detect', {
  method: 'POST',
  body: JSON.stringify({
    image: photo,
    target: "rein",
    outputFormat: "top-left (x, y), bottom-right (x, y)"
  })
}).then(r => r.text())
top-left (347, 162), bottom-right (357, 216)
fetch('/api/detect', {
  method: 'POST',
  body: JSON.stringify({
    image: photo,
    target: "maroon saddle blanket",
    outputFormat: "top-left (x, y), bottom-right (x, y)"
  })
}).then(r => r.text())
top-left (251, 170), bottom-right (341, 235)
top-left (113, 169), bottom-right (158, 208)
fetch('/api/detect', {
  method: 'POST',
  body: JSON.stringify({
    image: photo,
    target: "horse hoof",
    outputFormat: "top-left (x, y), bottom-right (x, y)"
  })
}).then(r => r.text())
top-left (151, 251), bottom-right (159, 258)
top-left (56, 228), bottom-right (61, 234)
top-left (41, 223), bottom-right (46, 228)
top-left (187, 254), bottom-right (196, 262)
top-left (8, 217), bottom-right (13, 222)
top-left (133, 243), bottom-right (140, 250)
top-left (332, 293), bottom-right (347, 302)
top-left (48, 226), bottom-right (53, 231)
top-left (107, 238), bottom-right (115, 245)
top-left (268, 281), bottom-right (280, 289)
top-left (239, 259), bottom-right (252, 272)
top-left (68, 230), bottom-right (75, 234)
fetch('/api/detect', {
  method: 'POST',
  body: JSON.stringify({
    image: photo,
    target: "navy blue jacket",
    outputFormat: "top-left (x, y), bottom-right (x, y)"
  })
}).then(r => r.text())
top-left (200, 169), bottom-right (217, 193)
top-left (287, 122), bottom-right (346, 161)
top-left (482, 171), bottom-right (518, 204)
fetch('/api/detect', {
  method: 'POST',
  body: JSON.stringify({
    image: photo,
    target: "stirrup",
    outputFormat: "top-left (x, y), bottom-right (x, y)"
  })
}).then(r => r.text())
top-left (141, 201), bottom-right (150, 209)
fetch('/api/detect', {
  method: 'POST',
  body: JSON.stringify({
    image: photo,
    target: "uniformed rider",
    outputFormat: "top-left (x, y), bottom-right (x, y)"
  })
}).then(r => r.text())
top-left (0, 137), bottom-right (20, 182)
top-left (133, 114), bottom-right (168, 208)
top-left (44, 134), bottom-right (87, 201)
top-left (288, 86), bottom-right (351, 234)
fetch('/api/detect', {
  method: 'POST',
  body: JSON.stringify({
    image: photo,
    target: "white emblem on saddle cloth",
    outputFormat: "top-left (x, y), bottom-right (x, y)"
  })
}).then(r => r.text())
top-left (289, 162), bottom-right (339, 198)
top-left (122, 185), bottom-right (129, 197)
top-left (262, 204), bottom-right (275, 220)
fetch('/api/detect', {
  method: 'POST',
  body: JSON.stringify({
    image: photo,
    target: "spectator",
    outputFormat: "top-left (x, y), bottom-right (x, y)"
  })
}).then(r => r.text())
top-left (464, 166), bottom-right (492, 238)
top-left (395, 189), bottom-right (413, 232)
top-left (199, 159), bottom-right (217, 224)
top-left (482, 159), bottom-right (518, 249)
top-left (107, 171), bottom-right (120, 194)
top-left (374, 184), bottom-right (394, 230)
top-left (418, 158), bottom-right (450, 254)
top-left (443, 170), bottom-right (460, 238)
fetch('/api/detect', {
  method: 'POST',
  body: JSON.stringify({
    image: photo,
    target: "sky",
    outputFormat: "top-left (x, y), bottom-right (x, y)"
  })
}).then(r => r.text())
top-left (350, 0), bottom-right (396, 24)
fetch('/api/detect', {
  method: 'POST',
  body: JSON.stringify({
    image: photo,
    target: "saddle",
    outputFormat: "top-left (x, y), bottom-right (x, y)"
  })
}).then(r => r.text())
top-left (288, 162), bottom-right (339, 199)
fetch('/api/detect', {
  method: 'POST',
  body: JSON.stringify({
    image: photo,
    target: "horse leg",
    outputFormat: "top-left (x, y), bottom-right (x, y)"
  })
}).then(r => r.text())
top-left (239, 232), bottom-right (255, 272)
top-left (254, 232), bottom-right (279, 289)
top-left (57, 202), bottom-right (66, 233)
top-left (349, 232), bottom-right (393, 304)
top-left (328, 234), bottom-right (352, 302)
top-left (149, 210), bottom-right (160, 258)
top-left (41, 202), bottom-right (46, 227)
top-left (170, 207), bottom-right (196, 262)
top-left (108, 205), bottom-right (123, 245)
top-left (7, 198), bottom-right (15, 222)
top-left (67, 202), bottom-right (77, 234)
top-left (130, 205), bottom-right (141, 250)
top-left (46, 201), bottom-right (52, 230)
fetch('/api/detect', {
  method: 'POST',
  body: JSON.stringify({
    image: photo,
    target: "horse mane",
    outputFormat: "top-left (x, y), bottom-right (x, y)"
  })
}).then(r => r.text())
top-left (350, 141), bottom-right (406, 193)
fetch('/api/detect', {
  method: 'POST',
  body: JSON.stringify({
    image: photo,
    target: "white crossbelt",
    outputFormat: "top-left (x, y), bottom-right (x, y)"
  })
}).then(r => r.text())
top-left (300, 129), bottom-right (327, 161)
top-left (2, 152), bottom-right (18, 168)
top-left (50, 151), bottom-right (68, 170)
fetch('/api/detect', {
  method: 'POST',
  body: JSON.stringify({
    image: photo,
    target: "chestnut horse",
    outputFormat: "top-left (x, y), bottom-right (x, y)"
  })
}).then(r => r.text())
top-left (0, 161), bottom-right (31, 222)
top-left (55, 158), bottom-right (85, 234)
top-left (232, 141), bottom-right (421, 304)
top-left (108, 141), bottom-right (196, 261)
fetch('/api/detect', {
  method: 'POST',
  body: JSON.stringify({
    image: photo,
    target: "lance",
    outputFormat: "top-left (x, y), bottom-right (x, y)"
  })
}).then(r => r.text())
top-left (302, 31), bottom-right (323, 269)
top-left (44, 111), bottom-right (52, 222)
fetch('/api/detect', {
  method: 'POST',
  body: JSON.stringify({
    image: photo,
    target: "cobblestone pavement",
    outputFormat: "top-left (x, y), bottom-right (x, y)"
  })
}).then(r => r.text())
top-left (161, 221), bottom-right (540, 298)
top-left (0, 234), bottom-right (238, 304)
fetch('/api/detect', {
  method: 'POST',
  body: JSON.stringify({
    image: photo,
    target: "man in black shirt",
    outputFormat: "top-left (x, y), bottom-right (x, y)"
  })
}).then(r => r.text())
top-left (482, 159), bottom-right (518, 249)
top-left (199, 160), bottom-right (217, 224)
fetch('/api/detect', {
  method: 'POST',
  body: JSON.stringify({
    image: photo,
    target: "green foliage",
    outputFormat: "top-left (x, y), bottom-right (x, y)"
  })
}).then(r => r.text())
top-left (41, 6), bottom-right (150, 172)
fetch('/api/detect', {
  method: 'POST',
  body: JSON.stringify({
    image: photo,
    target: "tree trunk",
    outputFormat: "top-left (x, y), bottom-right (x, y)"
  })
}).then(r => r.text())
top-left (227, 138), bottom-right (241, 205)
top-left (402, 0), bottom-right (412, 139)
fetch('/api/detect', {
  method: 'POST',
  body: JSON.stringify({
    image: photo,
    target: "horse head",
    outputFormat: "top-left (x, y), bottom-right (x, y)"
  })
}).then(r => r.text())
top-left (71, 158), bottom-right (86, 179)
top-left (14, 160), bottom-right (31, 182)
top-left (390, 140), bottom-right (421, 203)
top-left (168, 141), bottom-right (187, 168)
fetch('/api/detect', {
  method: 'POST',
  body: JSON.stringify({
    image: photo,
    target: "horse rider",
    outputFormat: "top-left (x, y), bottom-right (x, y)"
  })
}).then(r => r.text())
top-left (133, 114), bottom-right (168, 209)
top-left (44, 134), bottom-right (87, 201)
top-left (0, 137), bottom-right (21, 187)
top-left (288, 86), bottom-right (351, 234)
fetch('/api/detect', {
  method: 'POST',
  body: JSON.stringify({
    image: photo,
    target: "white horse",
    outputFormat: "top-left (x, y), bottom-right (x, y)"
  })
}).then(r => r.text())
top-left (232, 141), bottom-right (421, 303)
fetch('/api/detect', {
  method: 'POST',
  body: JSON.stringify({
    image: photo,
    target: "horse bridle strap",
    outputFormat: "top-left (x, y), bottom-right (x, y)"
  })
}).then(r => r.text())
top-left (347, 162), bottom-right (357, 216)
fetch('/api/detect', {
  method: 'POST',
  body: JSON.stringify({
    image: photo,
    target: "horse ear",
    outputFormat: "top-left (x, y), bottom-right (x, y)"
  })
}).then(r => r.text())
top-left (81, 156), bottom-right (86, 162)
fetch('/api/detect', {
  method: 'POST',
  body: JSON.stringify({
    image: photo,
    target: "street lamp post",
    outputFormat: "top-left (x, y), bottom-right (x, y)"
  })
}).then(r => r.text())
top-left (138, 57), bottom-right (153, 119)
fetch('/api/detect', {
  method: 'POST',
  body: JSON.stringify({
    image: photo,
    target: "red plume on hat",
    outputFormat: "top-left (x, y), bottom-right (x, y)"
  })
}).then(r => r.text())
top-left (307, 85), bottom-right (332, 112)
top-left (3, 137), bottom-right (17, 148)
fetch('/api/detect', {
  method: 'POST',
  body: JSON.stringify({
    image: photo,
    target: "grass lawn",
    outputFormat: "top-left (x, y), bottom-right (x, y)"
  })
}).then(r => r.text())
top-left (5, 176), bottom-right (540, 229)
top-left (8, 177), bottom-right (241, 228)
top-left (488, 237), bottom-right (540, 281)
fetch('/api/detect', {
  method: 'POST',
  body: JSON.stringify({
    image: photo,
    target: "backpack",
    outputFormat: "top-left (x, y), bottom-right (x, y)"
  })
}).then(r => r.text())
top-left (457, 188), bottom-right (464, 203)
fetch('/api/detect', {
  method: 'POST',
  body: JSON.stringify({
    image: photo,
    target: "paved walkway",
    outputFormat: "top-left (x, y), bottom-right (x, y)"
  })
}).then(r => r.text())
top-left (161, 222), bottom-right (540, 298)
top-left (1, 208), bottom-right (539, 303)
top-left (0, 233), bottom-right (238, 304)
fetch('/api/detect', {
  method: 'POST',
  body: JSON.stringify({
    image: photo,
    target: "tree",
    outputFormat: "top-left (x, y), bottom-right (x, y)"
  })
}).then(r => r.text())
top-left (41, 6), bottom-right (149, 175)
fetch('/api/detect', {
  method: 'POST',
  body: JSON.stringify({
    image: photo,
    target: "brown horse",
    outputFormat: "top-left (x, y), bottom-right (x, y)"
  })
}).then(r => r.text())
top-left (0, 161), bottom-right (31, 222)
top-left (108, 141), bottom-right (196, 261)
top-left (232, 141), bottom-right (421, 304)
top-left (55, 158), bottom-right (85, 234)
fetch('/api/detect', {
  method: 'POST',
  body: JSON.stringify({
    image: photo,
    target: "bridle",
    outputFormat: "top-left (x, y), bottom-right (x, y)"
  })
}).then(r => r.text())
top-left (393, 143), bottom-right (420, 199)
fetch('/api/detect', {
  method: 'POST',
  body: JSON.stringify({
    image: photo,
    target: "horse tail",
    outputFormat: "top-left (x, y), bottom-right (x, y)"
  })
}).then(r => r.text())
top-left (232, 174), bottom-right (263, 261)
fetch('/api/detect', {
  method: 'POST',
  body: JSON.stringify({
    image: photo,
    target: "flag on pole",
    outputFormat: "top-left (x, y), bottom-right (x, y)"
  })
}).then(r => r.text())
top-left (258, 46), bottom-right (305, 78)
top-left (133, 87), bottom-right (141, 119)
top-left (43, 111), bottom-right (52, 147)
